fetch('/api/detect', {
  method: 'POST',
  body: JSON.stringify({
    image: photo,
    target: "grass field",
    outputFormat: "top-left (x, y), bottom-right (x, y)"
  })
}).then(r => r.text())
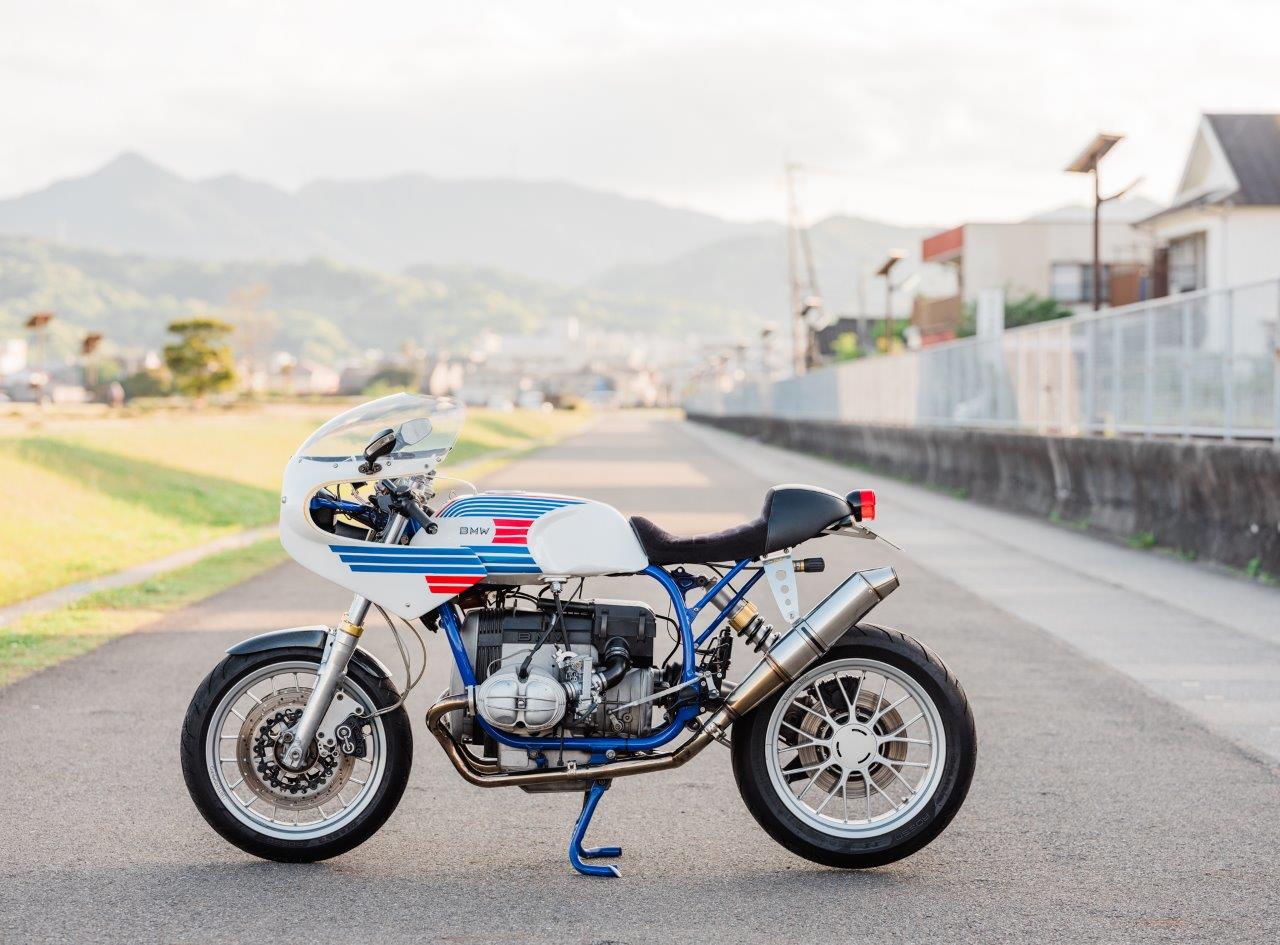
top-left (0, 538), bottom-right (288, 687)
top-left (0, 402), bottom-right (591, 686)
top-left (0, 404), bottom-right (589, 608)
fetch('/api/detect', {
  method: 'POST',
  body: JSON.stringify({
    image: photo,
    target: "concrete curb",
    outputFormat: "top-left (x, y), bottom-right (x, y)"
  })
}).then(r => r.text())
top-left (687, 413), bottom-right (1280, 575)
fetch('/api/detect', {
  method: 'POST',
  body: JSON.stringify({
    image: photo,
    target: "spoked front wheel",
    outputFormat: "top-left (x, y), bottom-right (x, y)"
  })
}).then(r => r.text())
top-left (180, 647), bottom-right (412, 862)
top-left (732, 624), bottom-right (976, 868)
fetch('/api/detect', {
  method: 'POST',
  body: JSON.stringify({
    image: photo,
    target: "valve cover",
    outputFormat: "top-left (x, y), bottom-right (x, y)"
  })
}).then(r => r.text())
top-left (475, 661), bottom-right (567, 734)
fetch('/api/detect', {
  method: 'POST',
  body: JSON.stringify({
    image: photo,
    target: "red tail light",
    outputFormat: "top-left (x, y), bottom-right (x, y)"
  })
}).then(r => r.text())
top-left (848, 489), bottom-right (876, 522)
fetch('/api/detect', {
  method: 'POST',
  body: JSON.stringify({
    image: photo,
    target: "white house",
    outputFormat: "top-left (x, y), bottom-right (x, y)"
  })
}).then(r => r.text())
top-left (1141, 113), bottom-right (1280, 292)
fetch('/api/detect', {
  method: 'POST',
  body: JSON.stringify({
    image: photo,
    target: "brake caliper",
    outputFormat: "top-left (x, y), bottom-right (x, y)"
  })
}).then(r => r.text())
top-left (334, 713), bottom-right (369, 758)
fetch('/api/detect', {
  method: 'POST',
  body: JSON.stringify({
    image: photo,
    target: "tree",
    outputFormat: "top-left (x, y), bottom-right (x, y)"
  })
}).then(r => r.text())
top-left (164, 318), bottom-right (237, 401)
top-left (958, 293), bottom-right (1074, 337)
top-left (120, 367), bottom-right (171, 399)
top-left (831, 331), bottom-right (864, 362)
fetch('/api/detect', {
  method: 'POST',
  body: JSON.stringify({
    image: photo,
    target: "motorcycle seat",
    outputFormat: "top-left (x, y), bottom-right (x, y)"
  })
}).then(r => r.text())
top-left (630, 485), bottom-right (852, 565)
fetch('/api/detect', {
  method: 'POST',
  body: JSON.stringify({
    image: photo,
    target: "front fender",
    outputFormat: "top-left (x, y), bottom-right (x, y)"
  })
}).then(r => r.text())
top-left (226, 625), bottom-right (394, 680)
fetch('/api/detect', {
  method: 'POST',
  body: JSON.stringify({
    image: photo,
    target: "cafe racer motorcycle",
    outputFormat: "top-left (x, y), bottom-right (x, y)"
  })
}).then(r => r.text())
top-left (181, 394), bottom-right (976, 877)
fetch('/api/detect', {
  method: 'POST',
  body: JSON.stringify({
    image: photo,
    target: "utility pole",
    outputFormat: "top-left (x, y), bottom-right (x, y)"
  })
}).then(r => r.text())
top-left (228, 284), bottom-right (271, 392)
top-left (1066, 133), bottom-right (1140, 310)
top-left (785, 163), bottom-right (825, 374)
top-left (875, 253), bottom-right (904, 354)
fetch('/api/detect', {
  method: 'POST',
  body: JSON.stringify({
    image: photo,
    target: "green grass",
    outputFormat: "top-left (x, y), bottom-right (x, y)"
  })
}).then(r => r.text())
top-left (0, 538), bottom-right (287, 687)
top-left (0, 403), bottom-right (591, 686)
top-left (0, 404), bottom-right (589, 608)
top-left (1049, 509), bottom-right (1091, 532)
top-left (1128, 531), bottom-right (1158, 550)
top-left (445, 408), bottom-right (590, 466)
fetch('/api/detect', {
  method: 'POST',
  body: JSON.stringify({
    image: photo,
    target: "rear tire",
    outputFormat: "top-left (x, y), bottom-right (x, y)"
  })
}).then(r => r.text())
top-left (731, 624), bottom-right (976, 869)
top-left (181, 647), bottom-right (412, 862)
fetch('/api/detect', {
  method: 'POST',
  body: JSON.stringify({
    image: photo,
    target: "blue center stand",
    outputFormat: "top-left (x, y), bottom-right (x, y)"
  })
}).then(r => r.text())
top-left (568, 780), bottom-right (622, 878)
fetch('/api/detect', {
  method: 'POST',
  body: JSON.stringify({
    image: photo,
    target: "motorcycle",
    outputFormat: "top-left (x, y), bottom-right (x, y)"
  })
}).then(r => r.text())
top-left (181, 393), bottom-right (976, 876)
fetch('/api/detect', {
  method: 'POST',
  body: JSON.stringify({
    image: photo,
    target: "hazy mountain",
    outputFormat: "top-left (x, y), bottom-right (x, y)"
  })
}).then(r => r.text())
top-left (0, 236), bottom-right (757, 364)
top-left (0, 156), bottom-right (972, 363)
top-left (592, 214), bottom-right (951, 321)
top-left (0, 154), bottom-right (771, 284)
top-left (1022, 197), bottom-right (1164, 224)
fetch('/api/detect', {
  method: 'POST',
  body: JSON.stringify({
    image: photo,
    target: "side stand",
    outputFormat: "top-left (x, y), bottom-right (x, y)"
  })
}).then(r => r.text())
top-left (568, 779), bottom-right (622, 878)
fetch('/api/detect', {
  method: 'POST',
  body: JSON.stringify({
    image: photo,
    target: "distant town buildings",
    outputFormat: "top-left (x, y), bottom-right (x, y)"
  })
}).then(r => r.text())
top-left (924, 205), bottom-right (1156, 308)
top-left (910, 112), bottom-right (1280, 346)
top-left (916, 205), bottom-right (1156, 342)
top-left (455, 317), bottom-right (678, 408)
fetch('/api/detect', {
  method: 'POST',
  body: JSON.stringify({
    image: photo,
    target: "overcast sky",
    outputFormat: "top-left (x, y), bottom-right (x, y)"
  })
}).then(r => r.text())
top-left (1, 0), bottom-right (1276, 226)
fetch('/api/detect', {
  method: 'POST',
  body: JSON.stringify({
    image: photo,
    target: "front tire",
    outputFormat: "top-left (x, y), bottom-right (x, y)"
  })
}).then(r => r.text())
top-left (731, 624), bottom-right (976, 869)
top-left (181, 646), bottom-right (412, 862)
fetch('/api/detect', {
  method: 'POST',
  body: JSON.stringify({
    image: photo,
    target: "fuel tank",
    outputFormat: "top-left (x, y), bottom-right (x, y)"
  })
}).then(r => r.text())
top-left (431, 491), bottom-right (648, 578)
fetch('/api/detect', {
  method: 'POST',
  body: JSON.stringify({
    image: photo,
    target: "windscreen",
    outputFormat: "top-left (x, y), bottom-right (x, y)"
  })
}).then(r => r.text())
top-left (295, 393), bottom-right (465, 464)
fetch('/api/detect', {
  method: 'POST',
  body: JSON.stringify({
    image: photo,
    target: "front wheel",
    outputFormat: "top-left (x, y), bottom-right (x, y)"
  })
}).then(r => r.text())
top-left (180, 646), bottom-right (412, 862)
top-left (731, 624), bottom-right (976, 869)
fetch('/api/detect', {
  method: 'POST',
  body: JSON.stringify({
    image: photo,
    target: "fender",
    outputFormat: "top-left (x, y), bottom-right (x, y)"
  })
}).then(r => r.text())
top-left (226, 625), bottom-right (395, 680)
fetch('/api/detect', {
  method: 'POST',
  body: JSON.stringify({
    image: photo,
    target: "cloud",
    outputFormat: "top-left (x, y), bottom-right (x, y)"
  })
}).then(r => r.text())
top-left (1, 0), bottom-right (1277, 224)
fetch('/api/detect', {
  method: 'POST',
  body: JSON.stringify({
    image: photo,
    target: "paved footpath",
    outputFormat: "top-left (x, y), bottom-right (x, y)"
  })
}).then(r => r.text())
top-left (1, 413), bottom-right (1277, 945)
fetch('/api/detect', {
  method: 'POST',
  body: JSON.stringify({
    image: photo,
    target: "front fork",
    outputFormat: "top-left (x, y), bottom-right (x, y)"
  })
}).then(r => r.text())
top-left (280, 512), bottom-right (408, 771)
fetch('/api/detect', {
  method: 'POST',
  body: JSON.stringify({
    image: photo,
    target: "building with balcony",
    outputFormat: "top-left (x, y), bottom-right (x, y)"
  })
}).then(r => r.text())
top-left (918, 202), bottom-right (1157, 336)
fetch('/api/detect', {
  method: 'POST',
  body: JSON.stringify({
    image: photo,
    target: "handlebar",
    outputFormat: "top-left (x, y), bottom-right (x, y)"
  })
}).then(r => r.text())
top-left (390, 492), bottom-right (436, 534)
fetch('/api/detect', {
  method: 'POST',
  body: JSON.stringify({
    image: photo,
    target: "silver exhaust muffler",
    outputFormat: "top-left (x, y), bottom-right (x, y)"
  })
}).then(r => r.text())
top-left (702, 566), bottom-right (898, 741)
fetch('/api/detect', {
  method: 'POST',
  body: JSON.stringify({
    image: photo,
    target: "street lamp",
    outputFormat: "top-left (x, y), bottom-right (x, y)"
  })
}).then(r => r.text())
top-left (798, 296), bottom-right (824, 370)
top-left (25, 311), bottom-right (54, 405)
top-left (81, 331), bottom-right (104, 394)
top-left (875, 252), bottom-right (905, 354)
top-left (1066, 133), bottom-right (1140, 311)
top-left (759, 322), bottom-right (776, 377)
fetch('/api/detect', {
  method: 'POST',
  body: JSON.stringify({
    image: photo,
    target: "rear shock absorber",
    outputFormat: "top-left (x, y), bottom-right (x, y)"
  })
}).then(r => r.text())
top-left (711, 557), bottom-right (824, 652)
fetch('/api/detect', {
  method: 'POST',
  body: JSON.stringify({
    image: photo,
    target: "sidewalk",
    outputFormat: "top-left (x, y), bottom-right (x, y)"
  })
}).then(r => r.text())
top-left (685, 420), bottom-right (1280, 765)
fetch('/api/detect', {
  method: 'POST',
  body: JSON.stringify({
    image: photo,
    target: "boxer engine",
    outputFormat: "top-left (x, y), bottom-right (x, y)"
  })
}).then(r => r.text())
top-left (448, 599), bottom-right (659, 782)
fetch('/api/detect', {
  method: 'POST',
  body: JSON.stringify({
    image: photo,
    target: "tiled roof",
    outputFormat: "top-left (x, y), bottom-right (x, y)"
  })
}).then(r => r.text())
top-left (1206, 113), bottom-right (1280, 206)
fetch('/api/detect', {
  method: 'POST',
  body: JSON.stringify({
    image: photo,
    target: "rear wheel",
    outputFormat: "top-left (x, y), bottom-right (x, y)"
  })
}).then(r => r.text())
top-left (731, 624), bottom-right (975, 868)
top-left (180, 647), bottom-right (412, 862)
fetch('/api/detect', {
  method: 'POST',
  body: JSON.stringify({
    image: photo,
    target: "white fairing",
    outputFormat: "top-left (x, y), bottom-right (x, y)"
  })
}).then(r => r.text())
top-left (528, 501), bottom-right (648, 576)
top-left (279, 395), bottom-right (650, 616)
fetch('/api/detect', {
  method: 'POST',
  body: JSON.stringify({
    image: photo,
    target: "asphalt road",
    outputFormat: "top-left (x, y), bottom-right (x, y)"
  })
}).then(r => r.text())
top-left (2, 413), bottom-right (1277, 944)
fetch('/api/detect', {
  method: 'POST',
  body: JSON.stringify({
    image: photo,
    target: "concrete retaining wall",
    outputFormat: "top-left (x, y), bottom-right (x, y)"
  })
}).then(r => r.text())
top-left (688, 413), bottom-right (1280, 576)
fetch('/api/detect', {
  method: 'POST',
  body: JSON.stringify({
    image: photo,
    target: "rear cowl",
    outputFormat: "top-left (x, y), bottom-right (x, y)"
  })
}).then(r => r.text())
top-left (704, 567), bottom-right (899, 738)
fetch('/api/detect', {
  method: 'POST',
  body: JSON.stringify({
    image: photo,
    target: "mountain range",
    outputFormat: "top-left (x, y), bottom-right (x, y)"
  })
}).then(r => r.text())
top-left (0, 154), bottom-right (951, 359)
top-left (0, 153), bottom-right (776, 285)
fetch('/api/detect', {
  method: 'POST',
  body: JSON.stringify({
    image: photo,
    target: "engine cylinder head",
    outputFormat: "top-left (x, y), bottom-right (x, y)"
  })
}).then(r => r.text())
top-left (475, 663), bottom-right (567, 734)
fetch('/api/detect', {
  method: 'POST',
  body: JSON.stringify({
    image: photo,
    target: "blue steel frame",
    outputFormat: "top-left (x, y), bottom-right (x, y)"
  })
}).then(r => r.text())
top-left (432, 561), bottom-right (762, 754)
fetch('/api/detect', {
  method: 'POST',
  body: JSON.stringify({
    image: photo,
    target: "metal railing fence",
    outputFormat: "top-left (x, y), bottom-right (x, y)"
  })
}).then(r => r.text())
top-left (685, 278), bottom-right (1280, 441)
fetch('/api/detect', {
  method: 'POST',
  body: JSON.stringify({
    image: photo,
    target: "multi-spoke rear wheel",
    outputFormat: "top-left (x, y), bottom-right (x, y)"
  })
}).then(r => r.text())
top-left (181, 646), bottom-right (412, 862)
top-left (732, 624), bottom-right (975, 869)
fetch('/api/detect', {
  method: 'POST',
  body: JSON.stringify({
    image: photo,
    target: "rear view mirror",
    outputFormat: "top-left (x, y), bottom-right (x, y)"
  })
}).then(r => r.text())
top-left (360, 427), bottom-right (397, 473)
top-left (397, 417), bottom-right (433, 447)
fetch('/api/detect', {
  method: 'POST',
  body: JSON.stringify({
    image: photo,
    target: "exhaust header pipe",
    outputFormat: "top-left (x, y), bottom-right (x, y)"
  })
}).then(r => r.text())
top-left (426, 567), bottom-right (898, 788)
top-left (701, 566), bottom-right (898, 741)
